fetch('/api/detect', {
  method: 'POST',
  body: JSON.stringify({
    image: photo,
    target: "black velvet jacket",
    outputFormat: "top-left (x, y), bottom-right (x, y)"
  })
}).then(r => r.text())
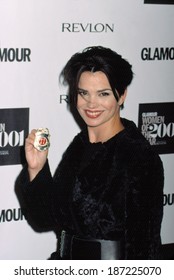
top-left (18, 118), bottom-right (164, 259)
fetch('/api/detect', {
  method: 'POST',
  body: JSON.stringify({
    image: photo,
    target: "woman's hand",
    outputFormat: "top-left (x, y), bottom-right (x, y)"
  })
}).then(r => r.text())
top-left (25, 129), bottom-right (49, 181)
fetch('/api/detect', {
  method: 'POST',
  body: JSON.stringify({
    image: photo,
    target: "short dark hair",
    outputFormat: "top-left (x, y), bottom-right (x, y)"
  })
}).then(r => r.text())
top-left (60, 46), bottom-right (133, 109)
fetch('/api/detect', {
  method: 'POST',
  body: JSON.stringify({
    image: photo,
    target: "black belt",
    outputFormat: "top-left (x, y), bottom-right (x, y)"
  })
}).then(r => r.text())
top-left (58, 230), bottom-right (123, 260)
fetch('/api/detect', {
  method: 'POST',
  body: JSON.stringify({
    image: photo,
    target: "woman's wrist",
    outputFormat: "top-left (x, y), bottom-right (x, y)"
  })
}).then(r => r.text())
top-left (28, 166), bottom-right (42, 182)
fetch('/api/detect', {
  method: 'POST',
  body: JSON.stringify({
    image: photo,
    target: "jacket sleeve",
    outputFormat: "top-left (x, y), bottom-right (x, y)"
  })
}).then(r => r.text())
top-left (15, 160), bottom-right (59, 231)
top-left (16, 135), bottom-right (79, 232)
top-left (124, 149), bottom-right (164, 259)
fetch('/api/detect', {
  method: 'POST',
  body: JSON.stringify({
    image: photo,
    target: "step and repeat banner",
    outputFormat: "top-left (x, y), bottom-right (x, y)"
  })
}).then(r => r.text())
top-left (0, 0), bottom-right (174, 259)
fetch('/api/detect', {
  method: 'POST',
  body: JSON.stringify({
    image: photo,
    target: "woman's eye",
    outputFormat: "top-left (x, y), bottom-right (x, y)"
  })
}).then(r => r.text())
top-left (78, 90), bottom-right (87, 96)
top-left (99, 92), bottom-right (110, 97)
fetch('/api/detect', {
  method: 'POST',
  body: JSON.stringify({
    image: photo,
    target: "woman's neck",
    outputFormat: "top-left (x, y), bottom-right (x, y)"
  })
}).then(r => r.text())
top-left (88, 118), bottom-right (124, 143)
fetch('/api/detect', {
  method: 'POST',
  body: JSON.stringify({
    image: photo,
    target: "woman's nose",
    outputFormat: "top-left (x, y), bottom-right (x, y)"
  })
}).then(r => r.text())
top-left (86, 96), bottom-right (98, 108)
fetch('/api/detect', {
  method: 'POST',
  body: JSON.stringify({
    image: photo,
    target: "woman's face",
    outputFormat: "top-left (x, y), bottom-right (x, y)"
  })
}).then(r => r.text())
top-left (77, 71), bottom-right (122, 129)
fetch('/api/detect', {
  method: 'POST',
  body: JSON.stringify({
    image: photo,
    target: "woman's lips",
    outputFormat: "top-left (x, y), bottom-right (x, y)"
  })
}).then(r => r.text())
top-left (85, 110), bottom-right (103, 119)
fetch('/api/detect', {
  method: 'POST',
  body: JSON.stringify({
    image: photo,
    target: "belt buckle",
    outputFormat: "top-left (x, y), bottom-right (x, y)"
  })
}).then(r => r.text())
top-left (59, 230), bottom-right (66, 259)
top-left (60, 230), bottom-right (73, 259)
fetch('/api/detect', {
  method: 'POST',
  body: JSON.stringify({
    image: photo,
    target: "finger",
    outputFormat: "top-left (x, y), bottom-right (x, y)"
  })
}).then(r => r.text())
top-left (25, 137), bottom-right (34, 147)
top-left (31, 129), bottom-right (37, 135)
top-left (25, 129), bottom-right (37, 143)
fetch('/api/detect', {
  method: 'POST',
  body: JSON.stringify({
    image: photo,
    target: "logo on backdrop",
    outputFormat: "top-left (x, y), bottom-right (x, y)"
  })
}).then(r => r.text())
top-left (59, 94), bottom-right (69, 104)
top-left (144, 0), bottom-right (174, 4)
top-left (141, 47), bottom-right (174, 61)
top-left (0, 208), bottom-right (26, 223)
top-left (62, 23), bottom-right (114, 33)
top-left (138, 102), bottom-right (174, 154)
top-left (163, 193), bottom-right (174, 206)
top-left (0, 48), bottom-right (31, 62)
top-left (0, 108), bottom-right (29, 165)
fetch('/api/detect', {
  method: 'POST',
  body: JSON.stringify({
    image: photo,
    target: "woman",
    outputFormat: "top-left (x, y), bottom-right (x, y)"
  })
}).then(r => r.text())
top-left (18, 46), bottom-right (164, 259)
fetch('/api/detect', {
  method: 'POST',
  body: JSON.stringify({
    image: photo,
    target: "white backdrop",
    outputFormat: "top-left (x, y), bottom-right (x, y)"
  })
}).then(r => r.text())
top-left (0, 0), bottom-right (174, 259)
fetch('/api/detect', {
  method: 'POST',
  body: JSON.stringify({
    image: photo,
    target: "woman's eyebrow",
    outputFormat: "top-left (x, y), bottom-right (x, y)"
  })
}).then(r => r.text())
top-left (78, 87), bottom-right (112, 92)
top-left (97, 88), bottom-right (112, 92)
top-left (77, 88), bottom-right (88, 92)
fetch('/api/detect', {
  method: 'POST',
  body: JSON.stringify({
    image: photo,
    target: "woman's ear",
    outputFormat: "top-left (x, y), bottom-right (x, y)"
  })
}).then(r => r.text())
top-left (118, 89), bottom-right (127, 106)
